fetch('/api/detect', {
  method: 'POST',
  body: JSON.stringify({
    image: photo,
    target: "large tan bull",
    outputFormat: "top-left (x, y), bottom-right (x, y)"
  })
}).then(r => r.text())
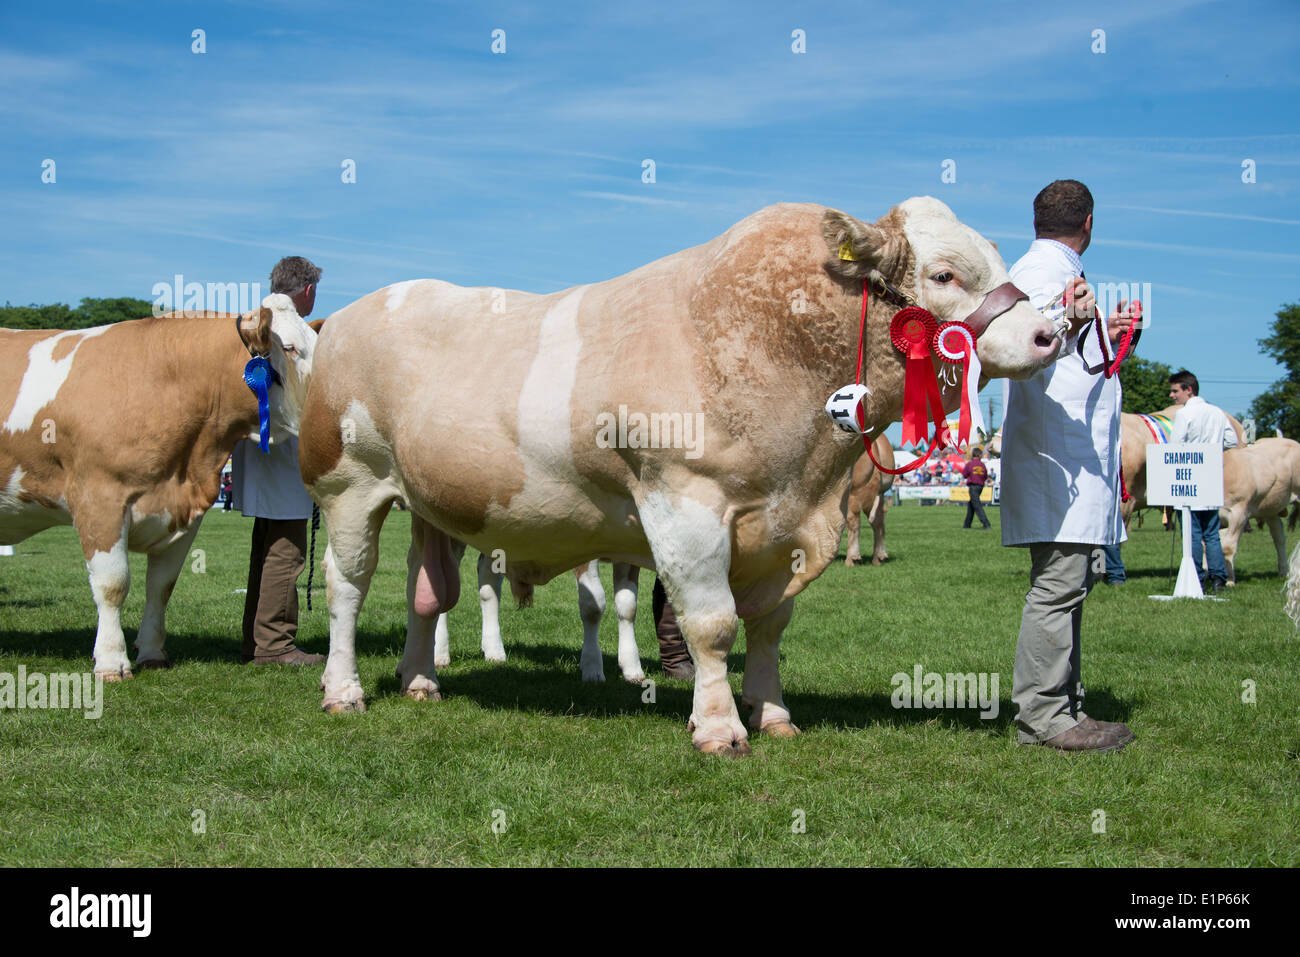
top-left (298, 198), bottom-right (1061, 755)
top-left (844, 437), bottom-right (895, 566)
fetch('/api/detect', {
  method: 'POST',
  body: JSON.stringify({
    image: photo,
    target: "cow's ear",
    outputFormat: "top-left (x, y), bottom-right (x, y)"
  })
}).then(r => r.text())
top-left (308, 318), bottom-right (326, 334)
top-left (822, 209), bottom-right (889, 280)
top-left (240, 306), bottom-right (274, 356)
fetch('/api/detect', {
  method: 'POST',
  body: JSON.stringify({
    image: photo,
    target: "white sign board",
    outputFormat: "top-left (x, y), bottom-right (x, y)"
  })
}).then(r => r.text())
top-left (1145, 443), bottom-right (1223, 509)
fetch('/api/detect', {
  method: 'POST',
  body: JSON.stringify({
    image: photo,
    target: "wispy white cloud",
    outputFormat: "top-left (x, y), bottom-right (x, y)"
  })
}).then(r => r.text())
top-left (1108, 204), bottom-right (1300, 226)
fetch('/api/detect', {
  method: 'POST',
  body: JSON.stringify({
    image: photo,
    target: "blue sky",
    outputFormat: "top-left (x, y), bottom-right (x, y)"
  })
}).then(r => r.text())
top-left (1, 0), bottom-right (1297, 427)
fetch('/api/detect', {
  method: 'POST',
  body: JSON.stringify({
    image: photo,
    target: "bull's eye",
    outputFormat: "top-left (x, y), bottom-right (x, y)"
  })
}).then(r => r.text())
top-left (931, 272), bottom-right (954, 284)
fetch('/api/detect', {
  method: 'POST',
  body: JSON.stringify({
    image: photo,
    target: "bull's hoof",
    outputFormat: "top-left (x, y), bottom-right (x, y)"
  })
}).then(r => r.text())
top-left (322, 697), bottom-right (366, 714)
top-left (135, 656), bottom-right (171, 671)
top-left (759, 720), bottom-right (801, 738)
top-left (621, 671), bottom-right (646, 685)
top-left (482, 650), bottom-right (507, 663)
top-left (433, 655), bottom-right (451, 669)
top-left (871, 556), bottom-right (887, 566)
top-left (581, 670), bottom-right (606, 684)
top-left (405, 687), bottom-right (442, 702)
top-left (695, 738), bottom-right (752, 758)
top-left (844, 555), bottom-right (861, 567)
top-left (97, 668), bottom-right (132, 682)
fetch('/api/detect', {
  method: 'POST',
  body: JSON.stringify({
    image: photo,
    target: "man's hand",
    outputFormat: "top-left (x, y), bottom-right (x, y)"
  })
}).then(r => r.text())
top-left (1062, 277), bottom-right (1096, 335)
top-left (1107, 299), bottom-right (1136, 346)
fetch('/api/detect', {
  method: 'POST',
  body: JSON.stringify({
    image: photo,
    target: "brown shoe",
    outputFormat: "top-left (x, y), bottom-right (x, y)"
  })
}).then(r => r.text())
top-left (252, 647), bottom-right (326, 666)
top-left (1079, 716), bottom-right (1136, 746)
top-left (1039, 721), bottom-right (1131, 753)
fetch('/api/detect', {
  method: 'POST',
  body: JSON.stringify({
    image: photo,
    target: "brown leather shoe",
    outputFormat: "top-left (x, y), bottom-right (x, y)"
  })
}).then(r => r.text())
top-left (1079, 716), bottom-right (1136, 746)
top-left (1039, 721), bottom-right (1131, 752)
top-left (252, 647), bottom-right (326, 666)
top-left (653, 580), bottom-right (695, 681)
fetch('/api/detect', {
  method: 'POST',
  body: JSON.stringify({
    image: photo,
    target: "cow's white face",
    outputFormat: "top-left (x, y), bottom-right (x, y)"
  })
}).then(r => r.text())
top-left (823, 197), bottom-right (1060, 380)
top-left (252, 293), bottom-right (316, 441)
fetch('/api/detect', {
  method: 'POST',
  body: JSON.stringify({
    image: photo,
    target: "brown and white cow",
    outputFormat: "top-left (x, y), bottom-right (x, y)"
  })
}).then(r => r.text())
top-left (299, 198), bottom-right (1061, 755)
top-left (1219, 437), bottom-right (1300, 584)
top-left (844, 437), bottom-right (895, 566)
top-left (0, 296), bottom-right (314, 678)
top-left (1120, 405), bottom-right (1246, 526)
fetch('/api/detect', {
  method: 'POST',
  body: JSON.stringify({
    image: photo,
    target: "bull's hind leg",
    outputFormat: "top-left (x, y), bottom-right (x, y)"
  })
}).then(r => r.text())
top-left (869, 495), bottom-right (889, 564)
top-left (399, 522), bottom-right (465, 700)
top-left (75, 510), bottom-right (133, 681)
top-left (430, 539), bottom-right (467, 669)
top-left (741, 598), bottom-right (798, 737)
top-left (1267, 516), bottom-right (1287, 576)
top-left (844, 502), bottom-right (864, 566)
top-left (134, 522), bottom-right (202, 669)
top-left (477, 548), bottom-right (506, 662)
top-left (639, 493), bottom-right (747, 756)
top-left (612, 562), bottom-right (644, 683)
top-left (576, 561), bottom-right (608, 682)
top-left (319, 492), bottom-right (390, 713)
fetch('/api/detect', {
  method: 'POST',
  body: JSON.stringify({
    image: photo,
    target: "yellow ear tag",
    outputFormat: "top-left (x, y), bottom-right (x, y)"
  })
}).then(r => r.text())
top-left (838, 242), bottom-right (858, 262)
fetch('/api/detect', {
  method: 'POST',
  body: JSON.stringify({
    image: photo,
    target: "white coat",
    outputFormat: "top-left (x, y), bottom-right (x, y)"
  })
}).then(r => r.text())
top-left (231, 437), bottom-right (315, 521)
top-left (1000, 240), bottom-right (1126, 547)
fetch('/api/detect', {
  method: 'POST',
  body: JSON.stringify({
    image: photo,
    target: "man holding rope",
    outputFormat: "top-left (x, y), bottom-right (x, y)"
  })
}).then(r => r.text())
top-left (1001, 180), bottom-right (1137, 753)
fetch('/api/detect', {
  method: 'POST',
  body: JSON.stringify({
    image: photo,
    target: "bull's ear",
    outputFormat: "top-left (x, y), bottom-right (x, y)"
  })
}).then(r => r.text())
top-left (822, 209), bottom-right (889, 280)
top-left (308, 317), bottom-right (326, 334)
top-left (240, 306), bottom-right (274, 356)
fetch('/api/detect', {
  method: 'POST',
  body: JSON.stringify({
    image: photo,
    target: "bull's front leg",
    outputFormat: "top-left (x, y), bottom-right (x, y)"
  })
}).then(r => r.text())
top-left (134, 522), bottom-right (202, 669)
top-left (76, 510), bottom-right (133, 681)
top-left (741, 598), bottom-right (799, 737)
top-left (641, 494), bottom-right (748, 756)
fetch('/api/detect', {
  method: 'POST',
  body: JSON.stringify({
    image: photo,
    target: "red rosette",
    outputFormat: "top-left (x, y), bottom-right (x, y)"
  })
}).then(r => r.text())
top-left (933, 320), bottom-right (975, 364)
top-left (890, 307), bottom-right (937, 359)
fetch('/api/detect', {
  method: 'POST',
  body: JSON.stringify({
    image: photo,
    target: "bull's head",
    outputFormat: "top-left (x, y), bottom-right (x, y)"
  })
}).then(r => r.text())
top-left (238, 293), bottom-right (317, 441)
top-left (822, 196), bottom-right (1060, 380)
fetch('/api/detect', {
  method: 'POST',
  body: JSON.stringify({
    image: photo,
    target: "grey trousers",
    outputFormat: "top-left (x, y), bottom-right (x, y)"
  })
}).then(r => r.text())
top-left (1012, 542), bottom-right (1099, 743)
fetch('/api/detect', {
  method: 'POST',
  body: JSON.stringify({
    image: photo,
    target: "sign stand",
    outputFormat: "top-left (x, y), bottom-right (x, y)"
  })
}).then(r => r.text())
top-left (1146, 442), bottom-right (1227, 602)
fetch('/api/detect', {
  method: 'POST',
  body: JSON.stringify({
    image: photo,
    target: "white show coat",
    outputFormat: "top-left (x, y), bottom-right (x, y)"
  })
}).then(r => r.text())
top-left (1171, 395), bottom-right (1239, 448)
top-left (231, 437), bottom-right (315, 521)
top-left (1000, 239), bottom-right (1126, 547)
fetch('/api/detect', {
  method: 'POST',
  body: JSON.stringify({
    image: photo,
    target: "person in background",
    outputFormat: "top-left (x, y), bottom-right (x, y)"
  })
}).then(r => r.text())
top-left (961, 448), bottom-right (992, 530)
top-left (231, 256), bottom-right (325, 666)
top-left (1168, 369), bottom-right (1238, 593)
top-left (1001, 179), bottom-right (1137, 753)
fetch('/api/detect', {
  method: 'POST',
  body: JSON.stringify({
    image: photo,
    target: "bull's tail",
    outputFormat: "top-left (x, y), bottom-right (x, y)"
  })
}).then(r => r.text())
top-left (1285, 541), bottom-right (1300, 632)
top-left (1289, 501), bottom-right (1299, 533)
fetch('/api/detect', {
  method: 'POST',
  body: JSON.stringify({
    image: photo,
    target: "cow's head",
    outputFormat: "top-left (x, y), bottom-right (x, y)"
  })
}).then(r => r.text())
top-left (238, 293), bottom-right (317, 441)
top-left (822, 196), bottom-right (1059, 379)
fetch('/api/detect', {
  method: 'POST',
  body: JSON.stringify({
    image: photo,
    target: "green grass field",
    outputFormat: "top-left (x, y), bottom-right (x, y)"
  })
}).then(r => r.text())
top-left (1, 501), bottom-right (1296, 866)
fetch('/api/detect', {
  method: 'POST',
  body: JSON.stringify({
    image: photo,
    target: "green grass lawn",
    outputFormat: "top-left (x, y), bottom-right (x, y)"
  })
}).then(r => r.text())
top-left (1, 501), bottom-right (1296, 866)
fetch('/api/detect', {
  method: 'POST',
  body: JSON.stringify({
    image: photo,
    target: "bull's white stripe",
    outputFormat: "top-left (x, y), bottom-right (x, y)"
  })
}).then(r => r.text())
top-left (516, 288), bottom-right (586, 481)
top-left (384, 280), bottom-right (421, 316)
top-left (3, 326), bottom-right (112, 434)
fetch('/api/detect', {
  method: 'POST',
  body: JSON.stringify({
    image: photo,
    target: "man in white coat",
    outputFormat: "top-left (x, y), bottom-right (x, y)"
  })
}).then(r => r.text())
top-left (1002, 180), bottom-right (1136, 752)
top-left (1168, 369), bottom-right (1238, 592)
top-left (232, 257), bottom-right (325, 666)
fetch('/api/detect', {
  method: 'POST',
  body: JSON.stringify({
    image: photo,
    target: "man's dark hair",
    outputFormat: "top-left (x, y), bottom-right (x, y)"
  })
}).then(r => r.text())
top-left (270, 256), bottom-right (322, 295)
top-left (1169, 369), bottom-right (1199, 396)
top-left (1033, 180), bottom-right (1094, 240)
top-left (971, 447), bottom-right (983, 458)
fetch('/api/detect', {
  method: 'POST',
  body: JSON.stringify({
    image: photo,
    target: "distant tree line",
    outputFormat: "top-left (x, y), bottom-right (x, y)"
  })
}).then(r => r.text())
top-left (0, 297), bottom-right (154, 330)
